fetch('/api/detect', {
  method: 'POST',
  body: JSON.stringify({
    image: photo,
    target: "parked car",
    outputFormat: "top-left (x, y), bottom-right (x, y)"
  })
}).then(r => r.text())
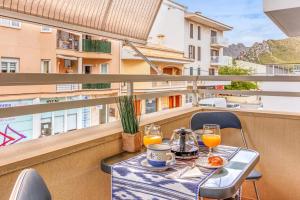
top-left (199, 98), bottom-right (227, 108)
top-left (226, 103), bottom-right (241, 109)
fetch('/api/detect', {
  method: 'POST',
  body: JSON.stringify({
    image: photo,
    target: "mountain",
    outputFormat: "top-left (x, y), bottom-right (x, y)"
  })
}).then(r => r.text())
top-left (224, 43), bottom-right (249, 59)
top-left (237, 37), bottom-right (300, 64)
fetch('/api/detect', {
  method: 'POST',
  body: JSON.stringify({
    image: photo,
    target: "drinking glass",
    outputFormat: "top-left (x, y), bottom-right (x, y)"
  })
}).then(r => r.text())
top-left (202, 124), bottom-right (221, 157)
top-left (143, 124), bottom-right (162, 147)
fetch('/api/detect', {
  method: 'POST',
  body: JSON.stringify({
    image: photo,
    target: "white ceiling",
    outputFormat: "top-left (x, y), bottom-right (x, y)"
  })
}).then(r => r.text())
top-left (264, 0), bottom-right (300, 37)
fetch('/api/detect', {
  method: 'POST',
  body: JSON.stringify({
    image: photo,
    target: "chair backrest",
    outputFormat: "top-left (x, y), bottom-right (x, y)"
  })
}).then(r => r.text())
top-left (190, 112), bottom-right (242, 131)
top-left (9, 169), bottom-right (51, 200)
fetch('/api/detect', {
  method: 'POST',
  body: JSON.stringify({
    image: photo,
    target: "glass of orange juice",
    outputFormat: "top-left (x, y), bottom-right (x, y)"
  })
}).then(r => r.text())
top-left (143, 124), bottom-right (163, 147)
top-left (202, 124), bottom-right (221, 157)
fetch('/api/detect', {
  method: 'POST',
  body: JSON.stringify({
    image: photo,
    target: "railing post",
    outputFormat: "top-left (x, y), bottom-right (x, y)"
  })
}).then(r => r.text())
top-left (127, 81), bottom-right (133, 96)
top-left (192, 80), bottom-right (198, 107)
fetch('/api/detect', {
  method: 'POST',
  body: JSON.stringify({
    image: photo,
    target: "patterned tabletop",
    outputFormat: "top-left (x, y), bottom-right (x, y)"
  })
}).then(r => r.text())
top-left (112, 145), bottom-right (240, 200)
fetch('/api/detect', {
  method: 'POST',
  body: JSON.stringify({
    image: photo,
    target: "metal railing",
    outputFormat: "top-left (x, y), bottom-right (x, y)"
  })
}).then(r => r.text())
top-left (56, 84), bottom-right (80, 92)
top-left (82, 39), bottom-right (111, 53)
top-left (1, 73), bottom-right (300, 119)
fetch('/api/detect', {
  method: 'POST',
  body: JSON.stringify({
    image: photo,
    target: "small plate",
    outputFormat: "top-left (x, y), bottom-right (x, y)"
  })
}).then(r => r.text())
top-left (195, 157), bottom-right (228, 169)
top-left (140, 159), bottom-right (176, 172)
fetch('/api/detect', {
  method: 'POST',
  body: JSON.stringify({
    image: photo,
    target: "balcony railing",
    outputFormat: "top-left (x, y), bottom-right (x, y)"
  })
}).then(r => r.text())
top-left (56, 84), bottom-right (80, 92)
top-left (152, 81), bottom-right (187, 88)
top-left (210, 36), bottom-right (228, 47)
top-left (82, 83), bottom-right (111, 90)
top-left (211, 56), bottom-right (233, 66)
top-left (1, 73), bottom-right (300, 119)
top-left (82, 39), bottom-right (111, 53)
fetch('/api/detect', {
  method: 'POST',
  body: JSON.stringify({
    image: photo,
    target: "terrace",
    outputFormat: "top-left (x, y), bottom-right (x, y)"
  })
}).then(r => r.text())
top-left (0, 0), bottom-right (300, 199)
top-left (0, 74), bottom-right (300, 200)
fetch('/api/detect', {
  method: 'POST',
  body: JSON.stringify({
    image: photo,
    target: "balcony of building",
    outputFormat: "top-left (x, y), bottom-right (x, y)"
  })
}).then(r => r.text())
top-left (0, 74), bottom-right (300, 200)
top-left (56, 31), bottom-right (113, 60)
top-left (210, 36), bottom-right (228, 48)
top-left (56, 30), bottom-right (80, 51)
top-left (211, 56), bottom-right (233, 66)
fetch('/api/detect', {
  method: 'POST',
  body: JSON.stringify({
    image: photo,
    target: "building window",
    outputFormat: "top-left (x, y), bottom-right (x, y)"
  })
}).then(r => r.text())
top-left (197, 68), bottom-right (201, 75)
top-left (185, 94), bottom-right (193, 104)
top-left (211, 30), bottom-right (217, 43)
top-left (209, 68), bottom-right (215, 76)
top-left (189, 67), bottom-right (193, 76)
top-left (188, 45), bottom-right (195, 59)
top-left (67, 113), bottom-right (77, 131)
top-left (146, 98), bottom-right (157, 114)
top-left (41, 60), bottom-right (51, 73)
top-left (53, 115), bottom-right (64, 134)
top-left (41, 116), bottom-right (52, 137)
top-left (41, 26), bottom-right (52, 33)
top-left (1, 58), bottom-right (19, 73)
top-left (197, 47), bottom-right (201, 61)
top-left (197, 26), bottom-right (201, 40)
top-left (190, 24), bottom-right (193, 39)
top-left (0, 18), bottom-right (21, 29)
top-left (101, 63), bottom-right (109, 74)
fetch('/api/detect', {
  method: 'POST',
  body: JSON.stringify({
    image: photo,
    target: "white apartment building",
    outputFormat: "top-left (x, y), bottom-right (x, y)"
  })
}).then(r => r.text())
top-left (148, 1), bottom-right (233, 78)
top-left (184, 12), bottom-right (233, 77)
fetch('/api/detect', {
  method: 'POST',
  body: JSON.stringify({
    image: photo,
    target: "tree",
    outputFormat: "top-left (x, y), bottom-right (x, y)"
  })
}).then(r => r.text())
top-left (218, 66), bottom-right (257, 90)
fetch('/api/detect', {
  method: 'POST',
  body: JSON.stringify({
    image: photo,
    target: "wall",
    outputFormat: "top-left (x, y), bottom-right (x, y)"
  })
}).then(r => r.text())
top-left (0, 22), bottom-right (57, 95)
top-left (184, 20), bottom-right (213, 75)
top-left (148, 0), bottom-right (186, 51)
top-left (121, 60), bottom-right (152, 90)
top-left (0, 106), bottom-right (199, 200)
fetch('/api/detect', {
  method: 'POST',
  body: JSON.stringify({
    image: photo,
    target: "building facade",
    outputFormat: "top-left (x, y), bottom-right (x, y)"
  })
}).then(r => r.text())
top-left (0, 18), bottom-right (120, 144)
top-left (127, 0), bottom-right (233, 107)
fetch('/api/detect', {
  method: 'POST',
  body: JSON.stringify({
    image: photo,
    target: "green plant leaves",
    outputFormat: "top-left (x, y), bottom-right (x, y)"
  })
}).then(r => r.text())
top-left (116, 95), bottom-right (140, 134)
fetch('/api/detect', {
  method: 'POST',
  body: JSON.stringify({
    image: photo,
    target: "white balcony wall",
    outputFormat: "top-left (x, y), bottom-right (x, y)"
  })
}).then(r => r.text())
top-left (264, 0), bottom-right (300, 36)
top-left (148, 0), bottom-right (186, 52)
top-left (211, 56), bottom-right (233, 66)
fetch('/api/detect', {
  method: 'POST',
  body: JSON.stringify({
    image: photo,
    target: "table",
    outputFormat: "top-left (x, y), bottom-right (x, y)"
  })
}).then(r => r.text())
top-left (101, 147), bottom-right (259, 199)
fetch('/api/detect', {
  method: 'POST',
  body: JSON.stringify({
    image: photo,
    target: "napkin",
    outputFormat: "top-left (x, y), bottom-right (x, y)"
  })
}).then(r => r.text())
top-left (181, 167), bottom-right (203, 178)
top-left (166, 166), bottom-right (203, 179)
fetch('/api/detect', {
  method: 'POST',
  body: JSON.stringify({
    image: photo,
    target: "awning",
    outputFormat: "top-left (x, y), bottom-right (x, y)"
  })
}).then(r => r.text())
top-left (0, 0), bottom-right (162, 44)
top-left (57, 55), bottom-right (78, 61)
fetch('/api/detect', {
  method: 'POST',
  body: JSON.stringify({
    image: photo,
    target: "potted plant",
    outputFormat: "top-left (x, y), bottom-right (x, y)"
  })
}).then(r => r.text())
top-left (116, 95), bottom-right (142, 152)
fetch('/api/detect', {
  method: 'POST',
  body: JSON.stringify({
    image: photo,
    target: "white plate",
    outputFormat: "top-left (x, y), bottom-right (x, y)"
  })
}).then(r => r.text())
top-left (195, 157), bottom-right (228, 169)
top-left (140, 159), bottom-right (176, 172)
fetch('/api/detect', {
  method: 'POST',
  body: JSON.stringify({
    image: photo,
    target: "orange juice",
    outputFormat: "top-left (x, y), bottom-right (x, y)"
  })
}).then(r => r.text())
top-left (202, 134), bottom-right (221, 148)
top-left (143, 135), bottom-right (162, 146)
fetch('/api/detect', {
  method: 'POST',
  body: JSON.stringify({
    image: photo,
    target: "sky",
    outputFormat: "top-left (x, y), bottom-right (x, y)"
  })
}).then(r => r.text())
top-left (176, 0), bottom-right (286, 46)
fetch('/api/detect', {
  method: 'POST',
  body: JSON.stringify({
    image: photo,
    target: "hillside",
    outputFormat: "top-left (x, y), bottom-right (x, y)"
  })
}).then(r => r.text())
top-left (224, 43), bottom-right (249, 59)
top-left (237, 37), bottom-right (300, 64)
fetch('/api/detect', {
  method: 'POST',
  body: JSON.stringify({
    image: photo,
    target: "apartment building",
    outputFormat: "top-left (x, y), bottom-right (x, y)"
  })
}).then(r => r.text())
top-left (121, 0), bottom-right (192, 114)
top-left (121, 0), bottom-right (233, 109)
top-left (0, 18), bottom-right (120, 143)
top-left (184, 12), bottom-right (233, 77)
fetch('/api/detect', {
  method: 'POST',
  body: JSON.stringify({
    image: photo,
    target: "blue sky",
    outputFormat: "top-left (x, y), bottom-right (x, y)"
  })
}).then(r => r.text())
top-left (176, 0), bottom-right (286, 46)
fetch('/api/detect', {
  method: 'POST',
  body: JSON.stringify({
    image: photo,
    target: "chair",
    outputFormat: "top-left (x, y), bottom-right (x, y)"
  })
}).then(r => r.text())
top-left (9, 169), bottom-right (51, 200)
top-left (190, 112), bottom-right (261, 200)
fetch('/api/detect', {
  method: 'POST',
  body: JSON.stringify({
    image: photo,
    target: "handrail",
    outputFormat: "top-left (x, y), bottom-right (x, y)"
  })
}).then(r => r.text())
top-left (1, 74), bottom-right (300, 86)
top-left (0, 90), bottom-right (192, 118)
top-left (1, 73), bottom-right (300, 118)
